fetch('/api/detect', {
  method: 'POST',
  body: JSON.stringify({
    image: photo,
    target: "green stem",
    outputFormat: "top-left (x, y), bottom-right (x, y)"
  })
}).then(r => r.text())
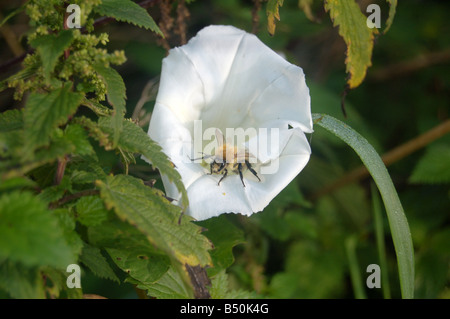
top-left (312, 113), bottom-right (414, 299)
top-left (371, 182), bottom-right (391, 299)
top-left (345, 236), bottom-right (367, 299)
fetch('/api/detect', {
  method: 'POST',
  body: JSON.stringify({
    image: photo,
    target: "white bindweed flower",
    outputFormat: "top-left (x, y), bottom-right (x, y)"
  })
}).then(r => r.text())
top-left (146, 25), bottom-right (313, 221)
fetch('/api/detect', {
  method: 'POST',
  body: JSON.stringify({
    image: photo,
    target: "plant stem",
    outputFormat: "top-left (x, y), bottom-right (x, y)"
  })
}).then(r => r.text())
top-left (311, 118), bottom-right (450, 200)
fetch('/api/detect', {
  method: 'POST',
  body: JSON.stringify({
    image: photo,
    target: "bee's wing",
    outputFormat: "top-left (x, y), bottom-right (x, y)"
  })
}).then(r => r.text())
top-left (215, 129), bottom-right (224, 148)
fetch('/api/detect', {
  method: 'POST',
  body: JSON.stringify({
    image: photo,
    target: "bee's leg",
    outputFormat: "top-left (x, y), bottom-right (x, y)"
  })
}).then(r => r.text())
top-left (218, 169), bottom-right (228, 186)
top-left (217, 162), bottom-right (226, 173)
top-left (238, 163), bottom-right (246, 187)
top-left (246, 160), bottom-right (261, 182)
top-left (207, 162), bottom-right (213, 175)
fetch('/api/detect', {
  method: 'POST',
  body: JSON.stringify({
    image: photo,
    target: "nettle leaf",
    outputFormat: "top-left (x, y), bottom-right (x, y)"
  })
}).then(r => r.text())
top-left (0, 260), bottom-right (46, 299)
top-left (195, 215), bottom-right (245, 276)
top-left (80, 244), bottom-right (120, 283)
top-left (410, 144), bottom-right (450, 184)
top-left (94, 0), bottom-right (163, 36)
top-left (0, 191), bottom-right (76, 269)
top-left (76, 195), bottom-right (109, 227)
top-left (29, 29), bottom-right (74, 81)
top-left (98, 116), bottom-right (189, 208)
top-left (23, 84), bottom-right (83, 155)
top-left (96, 174), bottom-right (212, 267)
top-left (209, 271), bottom-right (256, 299)
top-left (266, 0), bottom-right (284, 36)
top-left (128, 266), bottom-right (190, 299)
top-left (93, 64), bottom-right (126, 147)
top-left (0, 109), bottom-right (23, 132)
top-left (63, 124), bottom-right (95, 156)
top-left (324, 0), bottom-right (376, 88)
top-left (107, 245), bottom-right (170, 284)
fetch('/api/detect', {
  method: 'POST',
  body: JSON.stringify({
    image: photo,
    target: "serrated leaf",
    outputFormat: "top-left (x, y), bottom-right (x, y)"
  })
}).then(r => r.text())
top-left (64, 124), bottom-right (95, 156)
top-left (324, 0), bottom-right (376, 88)
top-left (98, 117), bottom-right (189, 208)
top-left (266, 0), bottom-right (284, 36)
top-left (76, 196), bottom-right (109, 226)
top-left (195, 215), bottom-right (244, 276)
top-left (94, 0), bottom-right (163, 36)
top-left (0, 109), bottom-right (23, 132)
top-left (0, 260), bottom-right (46, 299)
top-left (209, 270), bottom-right (256, 299)
top-left (80, 244), bottom-right (120, 283)
top-left (93, 64), bottom-right (126, 147)
top-left (23, 84), bottom-right (83, 155)
top-left (410, 144), bottom-right (450, 184)
top-left (128, 266), bottom-right (190, 299)
top-left (0, 192), bottom-right (76, 268)
top-left (107, 245), bottom-right (170, 284)
top-left (96, 174), bottom-right (212, 267)
top-left (384, 0), bottom-right (397, 34)
top-left (29, 29), bottom-right (74, 81)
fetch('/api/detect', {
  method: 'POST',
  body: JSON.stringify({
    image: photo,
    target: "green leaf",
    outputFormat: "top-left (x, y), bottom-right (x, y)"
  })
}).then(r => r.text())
top-left (0, 109), bottom-right (23, 132)
top-left (324, 0), bottom-right (376, 88)
top-left (93, 64), bottom-right (126, 147)
top-left (384, 0), bottom-right (397, 34)
top-left (107, 245), bottom-right (170, 284)
top-left (94, 0), bottom-right (163, 36)
top-left (266, 0), bottom-right (284, 36)
top-left (76, 195), bottom-right (109, 226)
top-left (96, 174), bottom-right (212, 267)
top-left (29, 29), bottom-right (74, 81)
top-left (23, 84), bottom-right (83, 155)
top-left (0, 176), bottom-right (37, 193)
top-left (312, 113), bottom-right (415, 299)
top-left (0, 260), bottom-right (46, 299)
top-left (98, 117), bottom-right (189, 208)
top-left (129, 266), bottom-right (190, 299)
top-left (195, 215), bottom-right (245, 276)
top-left (409, 144), bottom-right (450, 184)
top-left (0, 191), bottom-right (76, 269)
top-left (63, 124), bottom-right (95, 156)
top-left (80, 244), bottom-right (120, 283)
top-left (209, 270), bottom-right (256, 299)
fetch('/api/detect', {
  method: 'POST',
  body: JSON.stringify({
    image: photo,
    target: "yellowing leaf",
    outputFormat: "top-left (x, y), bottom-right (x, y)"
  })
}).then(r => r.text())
top-left (266, 0), bottom-right (284, 36)
top-left (97, 175), bottom-right (212, 267)
top-left (325, 0), bottom-right (377, 88)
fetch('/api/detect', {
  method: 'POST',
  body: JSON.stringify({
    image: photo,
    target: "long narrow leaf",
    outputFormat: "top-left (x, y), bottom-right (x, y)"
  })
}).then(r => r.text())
top-left (312, 113), bottom-right (414, 299)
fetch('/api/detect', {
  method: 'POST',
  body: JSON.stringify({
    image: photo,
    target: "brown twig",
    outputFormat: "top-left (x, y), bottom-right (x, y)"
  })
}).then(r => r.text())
top-left (49, 189), bottom-right (100, 209)
top-left (370, 48), bottom-right (450, 82)
top-left (0, 12), bottom-right (25, 56)
top-left (310, 119), bottom-right (450, 200)
top-left (251, 0), bottom-right (262, 34)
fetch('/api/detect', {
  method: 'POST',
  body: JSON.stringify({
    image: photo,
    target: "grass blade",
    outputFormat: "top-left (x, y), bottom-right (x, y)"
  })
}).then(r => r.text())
top-left (312, 113), bottom-right (414, 299)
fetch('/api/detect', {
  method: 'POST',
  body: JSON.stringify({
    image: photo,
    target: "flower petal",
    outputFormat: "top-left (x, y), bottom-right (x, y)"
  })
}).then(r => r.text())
top-left (186, 173), bottom-right (253, 220)
top-left (244, 128), bottom-right (311, 213)
top-left (164, 25), bottom-right (312, 133)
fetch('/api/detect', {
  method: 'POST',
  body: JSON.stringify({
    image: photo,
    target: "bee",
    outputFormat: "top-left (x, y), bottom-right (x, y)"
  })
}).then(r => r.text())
top-left (194, 129), bottom-right (261, 187)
